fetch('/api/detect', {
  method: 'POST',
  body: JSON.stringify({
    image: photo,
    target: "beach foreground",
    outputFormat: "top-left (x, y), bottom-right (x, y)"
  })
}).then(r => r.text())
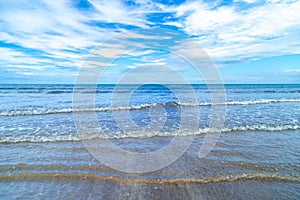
top-left (1, 130), bottom-right (299, 199)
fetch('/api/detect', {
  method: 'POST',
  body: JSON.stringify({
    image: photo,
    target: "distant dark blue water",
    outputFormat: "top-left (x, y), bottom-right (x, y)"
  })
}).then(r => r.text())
top-left (0, 84), bottom-right (299, 199)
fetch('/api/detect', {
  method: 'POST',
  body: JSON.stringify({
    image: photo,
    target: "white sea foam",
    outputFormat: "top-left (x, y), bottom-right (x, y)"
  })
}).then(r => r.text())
top-left (1, 124), bottom-right (299, 143)
top-left (177, 99), bottom-right (300, 106)
top-left (0, 99), bottom-right (299, 116)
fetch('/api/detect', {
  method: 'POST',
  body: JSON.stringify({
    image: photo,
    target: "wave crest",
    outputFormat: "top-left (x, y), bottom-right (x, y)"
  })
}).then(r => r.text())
top-left (1, 99), bottom-right (299, 116)
top-left (1, 124), bottom-right (299, 144)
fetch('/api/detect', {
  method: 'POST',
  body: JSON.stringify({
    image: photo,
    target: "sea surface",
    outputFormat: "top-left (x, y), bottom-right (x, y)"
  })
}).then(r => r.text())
top-left (0, 84), bottom-right (299, 199)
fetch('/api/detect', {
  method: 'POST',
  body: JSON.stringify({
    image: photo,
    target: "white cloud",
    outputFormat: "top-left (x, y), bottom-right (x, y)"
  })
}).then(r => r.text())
top-left (87, 0), bottom-right (149, 27)
top-left (163, 0), bottom-right (300, 64)
top-left (91, 47), bottom-right (128, 59)
top-left (162, 21), bottom-right (183, 28)
top-left (7, 65), bottom-right (46, 71)
top-left (127, 50), bottom-right (156, 57)
top-left (185, 6), bottom-right (238, 33)
top-left (234, 0), bottom-right (259, 3)
top-left (284, 69), bottom-right (300, 73)
top-left (0, 47), bottom-right (51, 65)
top-left (166, 0), bottom-right (300, 37)
top-left (16, 71), bottom-right (34, 76)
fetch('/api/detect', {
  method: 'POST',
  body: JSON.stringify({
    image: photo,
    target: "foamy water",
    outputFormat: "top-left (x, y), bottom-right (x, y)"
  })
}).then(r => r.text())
top-left (1, 98), bottom-right (300, 116)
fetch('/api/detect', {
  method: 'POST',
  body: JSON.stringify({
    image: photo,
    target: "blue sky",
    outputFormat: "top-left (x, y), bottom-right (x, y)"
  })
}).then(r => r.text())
top-left (0, 0), bottom-right (300, 84)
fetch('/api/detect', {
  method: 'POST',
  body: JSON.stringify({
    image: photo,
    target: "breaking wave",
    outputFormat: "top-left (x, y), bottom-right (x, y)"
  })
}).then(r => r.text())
top-left (0, 99), bottom-right (299, 116)
top-left (1, 124), bottom-right (299, 144)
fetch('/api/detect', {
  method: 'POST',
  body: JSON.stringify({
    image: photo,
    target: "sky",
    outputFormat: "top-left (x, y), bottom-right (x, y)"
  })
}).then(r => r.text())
top-left (0, 0), bottom-right (300, 84)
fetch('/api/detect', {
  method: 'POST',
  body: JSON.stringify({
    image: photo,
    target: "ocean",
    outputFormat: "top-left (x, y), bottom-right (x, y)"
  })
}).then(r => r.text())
top-left (0, 84), bottom-right (299, 199)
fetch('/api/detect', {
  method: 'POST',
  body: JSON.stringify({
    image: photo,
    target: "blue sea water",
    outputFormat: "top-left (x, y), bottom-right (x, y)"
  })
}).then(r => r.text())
top-left (0, 84), bottom-right (299, 142)
top-left (0, 84), bottom-right (299, 199)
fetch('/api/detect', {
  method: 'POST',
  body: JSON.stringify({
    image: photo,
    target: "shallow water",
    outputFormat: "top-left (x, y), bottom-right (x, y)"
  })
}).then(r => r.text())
top-left (1, 131), bottom-right (299, 199)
